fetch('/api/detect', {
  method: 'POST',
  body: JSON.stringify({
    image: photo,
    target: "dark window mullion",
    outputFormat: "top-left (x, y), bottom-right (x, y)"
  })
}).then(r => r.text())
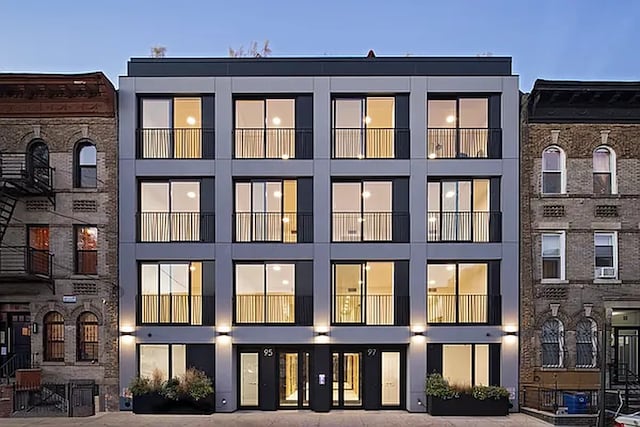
top-left (263, 264), bottom-right (268, 324)
top-left (362, 263), bottom-right (367, 325)
top-left (471, 345), bottom-right (476, 386)
top-left (455, 264), bottom-right (460, 324)
top-left (262, 99), bottom-right (268, 157)
top-left (455, 99), bottom-right (461, 157)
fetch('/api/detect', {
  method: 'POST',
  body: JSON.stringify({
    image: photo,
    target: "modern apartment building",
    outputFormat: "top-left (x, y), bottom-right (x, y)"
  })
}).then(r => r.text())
top-left (118, 56), bottom-right (520, 412)
top-left (0, 72), bottom-right (119, 412)
top-left (521, 80), bottom-right (640, 406)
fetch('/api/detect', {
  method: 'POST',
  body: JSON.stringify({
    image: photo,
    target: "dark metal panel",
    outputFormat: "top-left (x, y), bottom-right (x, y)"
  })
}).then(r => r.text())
top-left (394, 94), bottom-right (410, 159)
top-left (202, 261), bottom-right (215, 326)
top-left (394, 261), bottom-right (410, 326)
top-left (259, 346), bottom-right (277, 411)
top-left (489, 344), bottom-right (501, 386)
top-left (426, 344), bottom-right (443, 375)
top-left (364, 349), bottom-right (381, 410)
top-left (392, 178), bottom-right (410, 242)
top-left (202, 95), bottom-right (215, 159)
top-left (311, 345), bottom-right (332, 412)
top-left (488, 95), bottom-right (502, 158)
top-left (488, 260), bottom-right (501, 326)
top-left (295, 95), bottom-right (313, 159)
top-left (201, 178), bottom-right (215, 242)
top-left (489, 177), bottom-right (501, 242)
top-left (297, 178), bottom-right (314, 243)
top-left (186, 344), bottom-right (215, 379)
top-left (295, 261), bottom-right (313, 326)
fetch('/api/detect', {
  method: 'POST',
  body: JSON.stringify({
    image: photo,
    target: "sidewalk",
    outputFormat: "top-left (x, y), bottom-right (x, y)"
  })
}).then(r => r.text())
top-left (1, 411), bottom-right (551, 426)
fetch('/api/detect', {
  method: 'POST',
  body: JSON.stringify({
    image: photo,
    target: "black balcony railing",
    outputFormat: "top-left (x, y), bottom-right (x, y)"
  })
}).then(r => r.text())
top-left (332, 212), bottom-right (409, 242)
top-left (137, 294), bottom-right (214, 325)
top-left (427, 211), bottom-right (501, 242)
top-left (233, 212), bottom-right (313, 243)
top-left (0, 153), bottom-right (54, 194)
top-left (76, 250), bottom-right (97, 275)
top-left (332, 128), bottom-right (409, 159)
top-left (427, 128), bottom-right (502, 159)
top-left (137, 212), bottom-right (215, 242)
top-left (233, 128), bottom-right (312, 159)
top-left (235, 294), bottom-right (296, 324)
top-left (136, 128), bottom-right (215, 159)
top-left (333, 294), bottom-right (409, 325)
top-left (0, 246), bottom-right (52, 280)
top-left (427, 294), bottom-right (501, 324)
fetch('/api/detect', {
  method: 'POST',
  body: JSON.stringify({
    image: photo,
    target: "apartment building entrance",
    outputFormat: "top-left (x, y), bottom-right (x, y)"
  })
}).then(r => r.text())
top-left (612, 309), bottom-right (640, 382)
top-left (0, 305), bottom-right (31, 370)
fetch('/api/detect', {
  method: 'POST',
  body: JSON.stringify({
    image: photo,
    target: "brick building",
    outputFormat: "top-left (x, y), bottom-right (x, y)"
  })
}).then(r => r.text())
top-left (0, 73), bottom-right (119, 412)
top-left (521, 80), bottom-right (640, 398)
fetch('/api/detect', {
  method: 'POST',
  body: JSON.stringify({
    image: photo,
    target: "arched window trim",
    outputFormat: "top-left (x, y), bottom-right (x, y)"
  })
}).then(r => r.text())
top-left (74, 140), bottom-right (97, 188)
top-left (576, 318), bottom-right (598, 368)
top-left (541, 317), bottom-right (564, 368)
top-left (43, 311), bottom-right (64, 362)
top-left (76, 311), bottom-right (99, 362)
top-left (593, 146), bottom-right (617, 195)
top-left (542, 146), bottom-right (566, 195)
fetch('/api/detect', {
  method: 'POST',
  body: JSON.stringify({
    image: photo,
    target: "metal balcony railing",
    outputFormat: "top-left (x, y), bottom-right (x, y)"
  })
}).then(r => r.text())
top-left (233, 128), bottom-right (312, 159)
top-left (332, 212), bottom-right (409, 242)
top-left (332, 128), bottom-right (409, 159)
top-left (233, 212), bottom-right (313, 243)
top-left (137, 294), bottom-right (214, 325)
top-left (235, 294), bottom-right (297, 324)
top-left (0, 153), bottom-right (54, 194)
top-left (136, 128), bottom-right (215, 159)
top-left (0, 246), bottom-right (53, 280)
top-left (332, 294), bottom-right (399, 325)
top-left (137, 212), bottom-right (215, 242)
top-left (427, 211), bottom-right (501, 242)
top-left (427, 294), bottom-right (501, 324)
top-left (427, 128), bottom-right (502, 159)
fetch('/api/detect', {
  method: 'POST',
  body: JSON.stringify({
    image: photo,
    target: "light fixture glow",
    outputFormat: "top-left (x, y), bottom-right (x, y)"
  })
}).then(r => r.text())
top-left (187, 191), bottom-right (196, 199)
top-left (282, 217), bottom-right (290, 223)
top-left (272, 265), bottom-right (281, 271)
top-left (445, 191), bottom-right (455, 198)
top-left (357, 217), bottom-right (365, 223)
top-left (428, 153), bottom-right (436, 159)
top-left (272, 116), bottom-right (281, 126)
top-left (281, 153), bottom-right (290, 160)
top-left (365, 116), bottom-right (372, 125)
top-left (189, 264), bottom-right (196, 272)
top-left (446, 265), bottom-right (455, 271)
top-left (446, 115), bottom-right (455, 124)
top-left (282, 280), bottom-right (289, 285)
top-left (429, 280), bottom-right (436, 285)
top-left (362, 191), bottom-right (371, 198)
top-left (365, 265), bottom-right (371, 271)
top-left (428, 217), bottom-right (437, 223)
top-left (357, 153), bottom-right (364, 159)
top-left (273, 191), bottom-right (282, 198)
top-left (186, 116), bottom-right (197, 125)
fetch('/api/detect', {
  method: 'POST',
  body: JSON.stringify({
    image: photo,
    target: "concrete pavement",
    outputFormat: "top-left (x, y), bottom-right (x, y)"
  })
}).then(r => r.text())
top-left (1, 411), bottom-right (551, 426)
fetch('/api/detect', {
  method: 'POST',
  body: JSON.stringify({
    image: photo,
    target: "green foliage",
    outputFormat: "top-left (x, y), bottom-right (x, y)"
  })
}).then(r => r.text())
top-left (425, 373), bottom-right (509, 401)
top-left (178, 368), bottom-right (214, 401)
top-left (161, 377), bottom-right (180, 400)
top-left (128, 376), bottom-right (151, 396)
top-left (472, 385), bottom-right (510, 400)
top-left (425, 373), bottom-right (458, 399)
top-left (130, 368), bottom-right (214, 401)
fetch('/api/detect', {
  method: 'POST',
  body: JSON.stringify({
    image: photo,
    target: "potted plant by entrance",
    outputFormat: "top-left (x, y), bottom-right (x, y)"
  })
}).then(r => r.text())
top-left (425, 373), bottom-right (510, 416)
top-left (130, 368), bottom-right (215, 414)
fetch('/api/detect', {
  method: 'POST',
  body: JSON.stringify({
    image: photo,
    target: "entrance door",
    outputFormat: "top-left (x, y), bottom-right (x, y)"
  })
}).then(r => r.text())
top-left (381, 351), bottom-right (401, 407)
top-left (616, 329), bottom-right (639, 380)
top-left (278, 351), bottom-right (310, 408)
top-left (239, 352), bottom-right (259, 407)
top-left (9, 313), bottom-right (31, 369)
top-left (332, 351), bottom-right (363, 408)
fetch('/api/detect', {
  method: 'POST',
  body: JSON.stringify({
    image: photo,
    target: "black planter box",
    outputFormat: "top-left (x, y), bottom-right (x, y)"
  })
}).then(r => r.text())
top-left (133, 392), bottom-right (215, 414)
top-left (427, 395), bottom-right (510, 416)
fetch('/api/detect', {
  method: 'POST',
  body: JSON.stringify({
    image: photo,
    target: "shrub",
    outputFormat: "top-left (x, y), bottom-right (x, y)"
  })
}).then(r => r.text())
top-left (131, 368), bottom-right (214, 401)
top-left (472, 385), bottom-right (510, 400)
top-left (128, 376), bottom-right (151, 396)
top-left (150, 368), bottom-right (164, 392)
top-left (161, 377), bottom-right (180, 400)
top-left (178, 368), bottom-right (214, 401)
top-left (425, 373), bottom-right (510, 401)
top-left (425, 373), bottom-right (458, 399)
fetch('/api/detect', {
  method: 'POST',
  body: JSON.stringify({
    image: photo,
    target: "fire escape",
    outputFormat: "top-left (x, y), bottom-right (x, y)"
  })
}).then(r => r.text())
top-left (0, 151), bottom-right (55, 290)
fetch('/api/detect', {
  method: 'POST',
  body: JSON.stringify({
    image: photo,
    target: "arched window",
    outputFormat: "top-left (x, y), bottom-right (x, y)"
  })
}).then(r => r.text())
top-left (542, 146), bottom-right (566, 194)
top-left (541, 318), bottom-right (564, 367)
top-left (43, 311), bottom-right (64, 362)
top-left (27, 140), bottom-right (50, 186)
top-left (77, 312), bottom-right (99, 361)
top-left (576, 318), bottom-right (598, 368)
top-left (75, 141), bottom-right (97, 188)
top-left (593, 146), bottom-right (616, 195)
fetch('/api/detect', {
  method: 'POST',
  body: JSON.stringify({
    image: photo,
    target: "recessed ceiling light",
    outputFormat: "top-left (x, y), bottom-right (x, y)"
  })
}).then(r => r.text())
top-left (428, 153), bottom-right (436, 159)
top-left (357, 154), bottom-right (364, 160)
top-left (272, 265), bottom-right (281, 271)
top-left (186, 116), bottom-right (197, 125)
top-left (272, 116), bottom-right (281, 126)
top-left (282, 280), bottom-right (289, 285)
top-left (189, 264), bottom-right (196, 272)
top-left (187, 191), bottom-right (196, 199)
top-left (445, 191), bottom-right (455, 198)
top-left (357, 217), bottom-right (365, 223)
top-left (446, 115), bottom-right (455, 124)
top-left (362, 191), bottom-right (371, 198)
top-left (446, 265), bottom-right (454, 271)
top-left (365, 116), bottom-right (372, 125)
top-left (429, 280), bottom-right (436, 285)
top-left (282, 217), bottom-right (290, 223)
top-left (365, 265), bottom-right (371, 271)
top-left (428, 217), bottom-right (437, 223)
top-left (281, 153), bottom-right (290, 160)
top-left (273, 191), bottom-right (282, 198)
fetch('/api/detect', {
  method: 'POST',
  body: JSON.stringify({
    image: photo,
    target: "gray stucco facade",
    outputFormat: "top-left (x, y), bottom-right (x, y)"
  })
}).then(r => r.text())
top-left (118, 57), bottom-right (519, 412)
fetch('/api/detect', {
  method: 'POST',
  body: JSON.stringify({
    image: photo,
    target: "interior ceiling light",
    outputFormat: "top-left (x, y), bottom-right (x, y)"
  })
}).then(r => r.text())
top-left (282, 217), bottom-right (290, 223)
top-left (445, 191), bottom-right (455, 198)
top-left (362, 191), bottom-right (371, 198)
top-left (186, 116), bottom-right (197, 125)
top-left (281, 153), bottom-right (290, 160)
top-left (189, 264), bottom-right (196, 272)
top-left (282, 280), bottom-right (289, 285)
top-left (272, 116), bottom-right (281, 126)
top-left (187, 191), bottom-right (196, 199)
top-left (429, 280), bottom-right (436, 285)
top-left (273, 191), bottom-right (282, 198)
top-left (428, 217), bottom-right (437, 223)
top-left (272, 265), bottom-right (281, 271)
top-left (446, 115), bottom-right (455, 123)
top-left (446, 265), bottom-right (455, 271)
top-left (365, 116), bottom-right (372, 124)
top-left (428, 153), bottom-right (436, 159)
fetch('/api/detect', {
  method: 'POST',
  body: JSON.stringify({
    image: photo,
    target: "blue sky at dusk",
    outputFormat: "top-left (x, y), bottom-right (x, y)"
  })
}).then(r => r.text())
top-left (1, 0), bottom-right (638, 90)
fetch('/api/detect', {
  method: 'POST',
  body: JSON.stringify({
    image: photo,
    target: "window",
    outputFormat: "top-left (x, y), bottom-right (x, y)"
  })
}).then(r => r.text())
top-left (576, 318), bottom-right (598, 368)
top-left (442, 344), bottom-right (489, 386)
top-left (427, 179), bottom-right (493, 242)
top-left (43, 311), bottom-right (64, 362)
top-left (140, 262), bottom-right (202, 325)
top-left (332, 97), bottom-right (395, 158)
top-left (235, 263), bottom-right (295, 324)
top-left (235, 98), bottom-right (295, 159)
top-left (332, 262), bottom-right (394, 325)
top-left (593, 146), bottom-right (616, 195)
top-left (234, 180), bottom-right (297, 242)
top-left (542, 233), bottom-right (565, 280)
top-left (75, 141), bottom-right (97, 188)
top-left (139, 344), bottom-right (186, 382)
top-left (427, 263), bottom-right (488, 324)
top-left (27, 140), bottom-right (51, 186)
top-left (77, 312), bottom-right (98, 361)
top-left (427, 97), bottom-right (490, 159)
top-left (541, 318), bottom-right (564, 368)
top-left (139, 181), bottom-right (201, 241)
top-left (140, 98), bottom-right (203, 158)
top-left (542, 146), bottom-right (565, 194)
top-left (332, 181), bottom-right (392, 241)
top-left (594, 232), bottom-right (617, 279)
top-left (75, 226), bottom-right (97, 274)
top-left (27, 225), bottom-right (50, 276)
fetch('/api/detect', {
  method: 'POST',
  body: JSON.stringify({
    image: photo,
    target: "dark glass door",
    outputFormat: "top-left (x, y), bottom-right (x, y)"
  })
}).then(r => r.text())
top-left (278, 351), bottom-right (310, 408)
top-left (615, 328), bottom-right (639, 381)
top-left (9, 313), bottom-right (31, 369)
top-left (332, 351), bottom-right (363, 408)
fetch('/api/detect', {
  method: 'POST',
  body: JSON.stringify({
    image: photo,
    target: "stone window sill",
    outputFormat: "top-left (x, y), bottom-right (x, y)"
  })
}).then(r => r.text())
top-left (541, 279), bottom-right (569, 285)
top-left (593, 279), bottom-right (622, 285)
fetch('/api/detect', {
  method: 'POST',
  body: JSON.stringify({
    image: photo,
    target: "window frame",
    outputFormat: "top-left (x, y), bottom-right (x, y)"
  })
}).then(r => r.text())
top-left (74, 140), bottom-right (97, 188)
top-left (43, 311), bottom-right (65, 362)
top-left (541, 232), bottom-right (566, 281)
top-left (593, 146), bottom-right (616, 195)
top-left (76, 312), bottom-right (99, 362)
top-left (441, 343), bottom-right (490, 387)
top-left (427, 95), bottom-right (490, 130)
top-left (541, 146), bottom-right (566, 195)
top-left (137, 343), bottom-right (186, 380)
top-left (139, 96), bottom-right (203, 130)
top-left (74, 225), bottom-right (98, 275)
top-left (594, 231), bottom-right (618, 279)
top-left (575, 318), bottom-right (598, 368)
top-left (541, 318), bottom-right (565, 368)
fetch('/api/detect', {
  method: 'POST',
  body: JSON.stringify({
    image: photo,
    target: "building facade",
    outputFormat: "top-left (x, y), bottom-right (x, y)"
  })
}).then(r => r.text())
top-left (521, 80), bottom-right (640, 397)
top-left (118, 56), bottom-right (520, 412)
top-left (0, 73), bottom-right (119, 410)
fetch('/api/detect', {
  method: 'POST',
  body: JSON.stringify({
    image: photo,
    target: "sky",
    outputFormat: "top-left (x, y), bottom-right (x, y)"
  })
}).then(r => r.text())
top-left (1, 0), bottom-right (638, 90)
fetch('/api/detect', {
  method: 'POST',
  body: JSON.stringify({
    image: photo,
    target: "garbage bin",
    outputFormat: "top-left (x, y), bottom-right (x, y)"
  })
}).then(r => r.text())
top-left (562, 392), bottom-right (589, 414)
top-left (69, 380), bottom-right (95, 417)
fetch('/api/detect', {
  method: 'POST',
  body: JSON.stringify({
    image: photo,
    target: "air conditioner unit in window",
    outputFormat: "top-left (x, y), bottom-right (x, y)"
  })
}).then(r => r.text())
top-left (595, 267), bottom-right (617, 279)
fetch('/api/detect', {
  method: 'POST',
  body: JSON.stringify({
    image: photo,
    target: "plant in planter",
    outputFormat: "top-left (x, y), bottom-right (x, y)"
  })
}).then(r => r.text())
top-left (425, 373), bottom-right (510, 416)
top-left (130, 368), bottom-right (215, 414)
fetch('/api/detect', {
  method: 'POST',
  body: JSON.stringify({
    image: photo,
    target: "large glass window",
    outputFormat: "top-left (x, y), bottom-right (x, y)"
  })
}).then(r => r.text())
top-left (442, 344), bottom-right (489, 387)
top-left (75, 226), bottom-right (97, 274)
top-left (332, 97), bottom-right (395, 158)
top-left (140, 262), bottom-right (202, 325)
top-left (332, 262), bottom-right (394, 325)
top-left (427, 97), bottom-right (489, 159)
top-left (235, 263), bottom-right (295, 324)
top-left (140, 98), bottom-right (202, 158)
top-left (542, 146), bottom-right (565, 194)
top-left (139, 344), bottom-right (186, 382)
top-left (235, 98), bottom-right (295, 159)
top-left (541, 318), bottom-right (564, 368)
top-left (427, 179), bottom-right (491, 242)
top-left (234, 180), bottom-right (297, 242)
top-left (595, 232), bottom-right (617, 279)
top-left (427, 263), bottom-right (488, 324)
top-left (593, 146), bottom-right (615, 195)
top-left (139, 181), bottom-right (200, 241)
top-left (332, 181), bottom-right (392, 241)
top-left (542, 233), bottom-right (565, 280)
top-left (43, 311), bottom-right (64, 362)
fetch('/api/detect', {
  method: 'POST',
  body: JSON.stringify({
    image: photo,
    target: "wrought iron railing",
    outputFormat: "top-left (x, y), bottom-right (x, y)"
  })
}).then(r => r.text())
top-left (136, 128), bottom-right (214, 159)
top-left (0, 152), bottom-right (54, 194)
top-left (0, 246), bottom-right (53, 279)
top-left (233, 128), bottom-right (312, 159)
top-left (332, 212), bottom-right (409, 242)
top-left (427, 128), bottom-right (502, 159)
top-left (332, 128), bottom-right (409, 159)
top-left (137, 211), bottom-right (214, 242)
top-left (427, 211), bottom-right (501, 242)
top-left (522, 386), bottom-right (599, 414)
top-left (233, 212), bottom-right (312, 243)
